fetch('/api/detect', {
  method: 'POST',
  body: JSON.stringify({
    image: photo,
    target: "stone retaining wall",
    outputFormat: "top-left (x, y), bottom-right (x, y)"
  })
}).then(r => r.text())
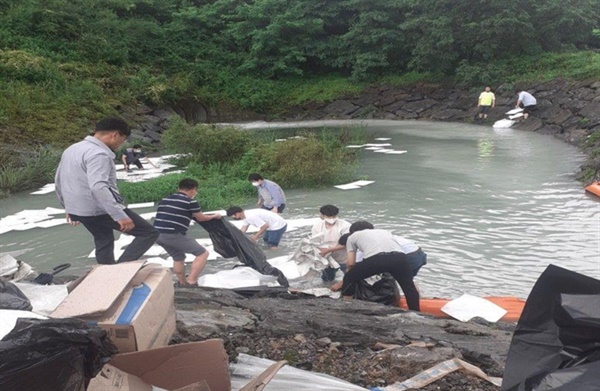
top-left (280, 79), bottom-right (600, 147)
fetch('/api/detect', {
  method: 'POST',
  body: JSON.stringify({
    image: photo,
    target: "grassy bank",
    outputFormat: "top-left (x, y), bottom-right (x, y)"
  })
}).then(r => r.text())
top-left (117, 121), bottom-right (368, 208)
top-left (2, 47), bottom-right (599, 147)
top-left (0, 146), bottom-right (61, 198)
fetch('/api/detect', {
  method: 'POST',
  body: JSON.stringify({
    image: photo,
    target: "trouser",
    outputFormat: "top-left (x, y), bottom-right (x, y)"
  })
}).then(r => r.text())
top-left (340, 252), bottom-right (420, 311)
top-left (70, 209), bottom-right (159, 264)
top-left (127, 159), bottom-right (144, 169)
top-left (405, 248), bottom-right (427, 277)
top-left (262, 203), bottom-right (286, 213)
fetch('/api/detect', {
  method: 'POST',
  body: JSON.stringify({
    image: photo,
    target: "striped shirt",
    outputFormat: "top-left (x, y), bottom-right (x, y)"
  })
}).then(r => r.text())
top-left (153, 192), bottom-right (201, 234)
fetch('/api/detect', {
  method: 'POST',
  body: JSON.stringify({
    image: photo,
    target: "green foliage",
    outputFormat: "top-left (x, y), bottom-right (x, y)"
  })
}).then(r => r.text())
top-left (161, 117), bottom-right (256, 164)
top-left (0, 146), bottom-right (61, 197)
top-left (118, 125), bottom-right (366, 205)
top-left (252, 135), bottom-right (356, 188)
top-left (455, 52), bottom-right (600, 86)
top-left (1, 0), bottom-right (599, 146)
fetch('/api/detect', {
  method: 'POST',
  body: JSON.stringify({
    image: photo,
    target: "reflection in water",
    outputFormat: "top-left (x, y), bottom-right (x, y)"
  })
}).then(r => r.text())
top-left (1, 120), bottom-right (598, 299)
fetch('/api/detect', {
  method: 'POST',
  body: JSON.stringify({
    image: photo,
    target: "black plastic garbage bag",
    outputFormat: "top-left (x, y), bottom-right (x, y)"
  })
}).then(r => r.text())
top-left (0, 318), bottom-right (118, 391)
top-left (198, 218), bottom-right (289, 287)
top-left (0, 280), bottom-right (32, 311)
top-left (353, 273), bottom-right (398, 306)
top-left (502, 264), bottom-right (600, 391)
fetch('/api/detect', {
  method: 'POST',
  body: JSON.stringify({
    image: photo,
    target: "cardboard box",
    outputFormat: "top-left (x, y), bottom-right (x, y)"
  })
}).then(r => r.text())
top-left (51, 261), bottom-right (176, 353)
top-left (88, 340), bottom-right (230, 391)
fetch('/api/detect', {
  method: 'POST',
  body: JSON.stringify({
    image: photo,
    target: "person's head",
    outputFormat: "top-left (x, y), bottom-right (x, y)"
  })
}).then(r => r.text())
top-left (338, 233), bottom-right (351, 246)
top-left (226, 206), bottom-right (244, 220)
top-left (319, 204), bottom-right (340, 224)
top-left (132, 144), bottom-right (143, 153)
top-left (178, 178), bottom-right (199, 197)
top-left (93, 117), bottom-right (130, 151)
top-left (349, 221), bottom-right (374, 233)
top-left (248, 173), bottom-right (264, 186)
top-left (484, 86), bottom-right (491, 92)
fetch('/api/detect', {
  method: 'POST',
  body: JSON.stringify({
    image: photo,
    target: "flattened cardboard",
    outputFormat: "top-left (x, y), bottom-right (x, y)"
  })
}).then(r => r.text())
top-left (109, 340), bottom-right (230, 391)
top-left (88, 364), bottom-right (154, 390)
top-left (51, 261), bottom-right (144, 318)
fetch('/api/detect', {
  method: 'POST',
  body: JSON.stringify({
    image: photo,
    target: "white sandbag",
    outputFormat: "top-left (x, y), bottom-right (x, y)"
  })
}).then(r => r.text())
top-left (505, 108), bottom-right (523, 115)
top-left (197, 267), bottom-right (280, 289)
top-left (0, 254), bottom-right (19, 277)
top-left (492, 119), bottom-right (515, 128)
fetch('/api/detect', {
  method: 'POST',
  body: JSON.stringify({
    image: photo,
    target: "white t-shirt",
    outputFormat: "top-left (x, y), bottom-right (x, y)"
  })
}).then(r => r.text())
top-left (518, 91), bottom-right (537, 106)
top-left (311, 219), bottom-right (351, 263)
top-left (394, 236), bottom-right (419, 254)
top-left (242, 209), bottom-right (287, 231)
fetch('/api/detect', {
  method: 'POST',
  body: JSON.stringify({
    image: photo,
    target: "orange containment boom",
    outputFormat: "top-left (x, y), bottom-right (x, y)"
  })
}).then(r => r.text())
top-left (585, 181), bottom-right (600, 197)
top-left (398, 296), bottom-right (526, 322)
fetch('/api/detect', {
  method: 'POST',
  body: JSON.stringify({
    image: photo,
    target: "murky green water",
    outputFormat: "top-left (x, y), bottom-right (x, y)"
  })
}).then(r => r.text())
top-left (1, 120), bottom-right (598, 298)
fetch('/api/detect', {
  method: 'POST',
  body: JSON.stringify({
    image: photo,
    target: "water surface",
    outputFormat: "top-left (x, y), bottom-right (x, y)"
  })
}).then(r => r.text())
top-left (1, 120), bottom-right (598, 299)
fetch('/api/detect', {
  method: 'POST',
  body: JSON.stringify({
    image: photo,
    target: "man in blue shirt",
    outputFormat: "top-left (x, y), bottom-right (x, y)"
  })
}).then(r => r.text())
top-left (248, 173), bottom-right (287, 213)
top-left (154, 178), bottom-right (222, 285)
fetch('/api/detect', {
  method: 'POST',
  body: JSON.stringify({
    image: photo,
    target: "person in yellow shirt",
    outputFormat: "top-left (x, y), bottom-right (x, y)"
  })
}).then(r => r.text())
top-left (477, 86), bottom-right (496, 119)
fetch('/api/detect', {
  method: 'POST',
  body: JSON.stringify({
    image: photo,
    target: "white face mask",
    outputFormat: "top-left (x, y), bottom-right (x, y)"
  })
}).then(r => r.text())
top-left (251, 182), bottom-right (260, 187)
top-left (324, 218), bottom-right (337, 224)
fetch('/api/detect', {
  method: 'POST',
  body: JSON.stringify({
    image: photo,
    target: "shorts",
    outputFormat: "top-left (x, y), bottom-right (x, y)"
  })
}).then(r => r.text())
top-left (156, 232), bottom-right (206, 261)
top-left (263, 224), bottom-right (287, 247)
top-left (478, 105), bottom-right (491, 114)
top-left (523, 105), bottom-right (536, 114)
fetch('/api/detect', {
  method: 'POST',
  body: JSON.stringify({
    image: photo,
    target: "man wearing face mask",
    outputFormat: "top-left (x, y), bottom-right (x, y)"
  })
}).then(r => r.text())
top-left (122, 144), bottom-right (158, 172)
top-left (311, 204), bottom-right (351, 281)
top-left (247, 173), bottom-right (287, 213)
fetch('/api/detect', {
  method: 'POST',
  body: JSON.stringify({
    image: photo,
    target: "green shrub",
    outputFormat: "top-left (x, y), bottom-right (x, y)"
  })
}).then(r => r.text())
top-left (161, 117), bottom-right (256, 164)
top-left (0, 146), bottom-right (61, 197)
top-left (245, 132), bottom-right (358, 188)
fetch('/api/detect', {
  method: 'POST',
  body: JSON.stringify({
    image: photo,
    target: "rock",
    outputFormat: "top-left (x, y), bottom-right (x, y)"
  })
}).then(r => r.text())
top-left (514, 117), bottom-right (544, 132)
top-left (429, 108), bottom-right (465, 120)
top-left (537, 105), bottom-right (572, 125)
top-left (143, 130), bottom-right (162, 143)
top-left (323, 100), bottom-right (359, 116)
top-left (315, 337), bottom-right (332, 347)
top-left (141, 123), bottom-right (164, 133)
top-left (294, 334), bottom-right (307, 343)
top-left (403, 99), bottom-right (438, 113)
top-left (578, 103), bottom-right (600, 128)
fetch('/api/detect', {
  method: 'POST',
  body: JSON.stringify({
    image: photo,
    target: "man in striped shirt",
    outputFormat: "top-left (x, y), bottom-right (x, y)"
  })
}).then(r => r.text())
top-left (154, 178), bottom-right (221, 285)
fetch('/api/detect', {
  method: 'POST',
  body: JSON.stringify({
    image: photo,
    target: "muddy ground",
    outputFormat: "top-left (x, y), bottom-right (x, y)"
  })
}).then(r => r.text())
top-left (172, 287), bottom-right (514, 390)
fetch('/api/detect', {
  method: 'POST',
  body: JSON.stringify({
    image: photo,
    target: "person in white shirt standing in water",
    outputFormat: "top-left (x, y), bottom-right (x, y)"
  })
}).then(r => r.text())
top-left (311, 204), bottom-right (351, 281)
top-left (227, 206), bottom-right (287, 249)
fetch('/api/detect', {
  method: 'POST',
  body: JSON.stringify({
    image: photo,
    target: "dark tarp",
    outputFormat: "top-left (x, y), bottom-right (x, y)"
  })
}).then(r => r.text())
top-left (501, 264), bottom-right (600, 391)
top-left (0, 280), bottom-right (32, 311)
top-left (198, 218), bottom-right (289, 287)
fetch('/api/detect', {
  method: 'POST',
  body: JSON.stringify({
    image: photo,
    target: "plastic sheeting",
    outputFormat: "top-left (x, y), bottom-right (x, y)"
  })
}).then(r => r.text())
top-left (13, 282), bottom-right (69, 316)
top-left (0, 318), bottom-right (118, 391)
top-left (230, 353), bottom-right (368, 391)
top-left (0, 310), bottom-right (46, 340)
top-left (0, 280), bottom-right (32, 311)
top-left (198, 219), bottom-right (289, 287)
top-left (501, 264), bottom-right (600, 391)
top-left (354, 273), bottom-right (398, 306)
